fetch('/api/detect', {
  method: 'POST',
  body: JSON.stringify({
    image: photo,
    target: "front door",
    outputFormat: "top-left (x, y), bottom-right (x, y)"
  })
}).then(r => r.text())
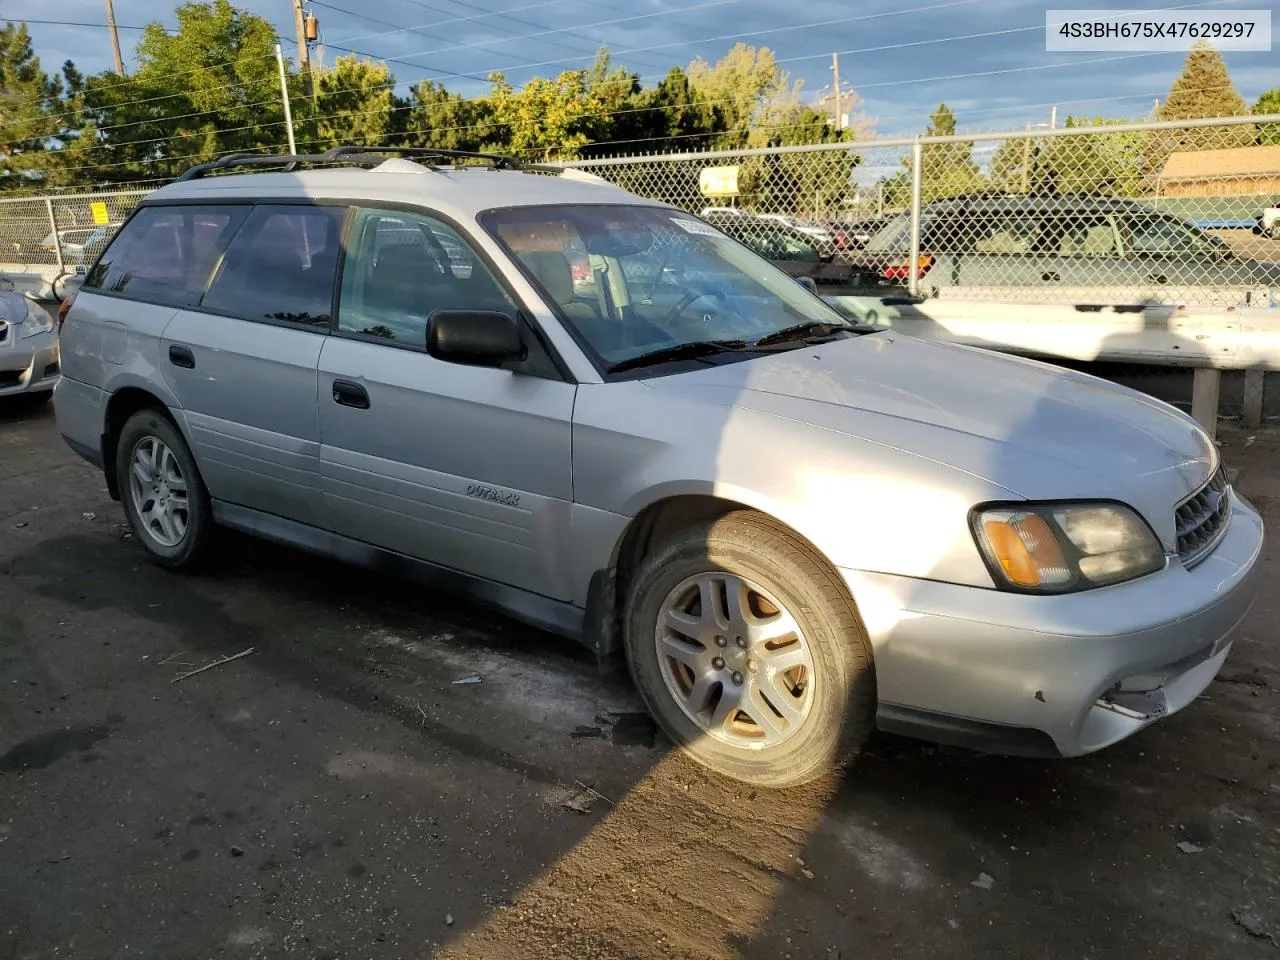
top-left (316, 206), bottom-right (577, 600)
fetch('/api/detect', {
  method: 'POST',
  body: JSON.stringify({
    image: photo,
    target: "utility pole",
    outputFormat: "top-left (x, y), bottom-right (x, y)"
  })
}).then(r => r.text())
top-left (831, 52), bottom-right (842, 133)
top-left (104, 0), bottom-right (124, 76)
top-left (275, 43), bottom-right (297, 155)
top-left (1050, 104), bottom-right (1057, 130)
top-left (292, 0), bottom-right (311, 94)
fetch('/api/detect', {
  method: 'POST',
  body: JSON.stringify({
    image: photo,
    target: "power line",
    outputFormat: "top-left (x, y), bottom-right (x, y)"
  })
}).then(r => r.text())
top-left (312, 0), bottom-right (613, 80)
top-left (4, 18), bottom-right (148, 30)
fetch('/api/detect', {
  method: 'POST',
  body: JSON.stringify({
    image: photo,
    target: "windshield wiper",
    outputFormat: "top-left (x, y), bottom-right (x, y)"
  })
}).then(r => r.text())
top-left (607, 339), bottom-right (751, 373)
top-left (753, 320), bottom-right (868, 347)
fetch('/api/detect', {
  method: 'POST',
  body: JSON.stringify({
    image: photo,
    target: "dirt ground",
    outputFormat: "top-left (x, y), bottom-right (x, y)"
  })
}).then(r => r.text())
top-left (2, 398), bottom-right (1279, 960)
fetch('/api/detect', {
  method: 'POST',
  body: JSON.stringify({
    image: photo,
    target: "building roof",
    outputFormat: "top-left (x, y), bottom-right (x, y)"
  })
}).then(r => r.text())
top-left (1160, 144), bottom-right (1280, 182)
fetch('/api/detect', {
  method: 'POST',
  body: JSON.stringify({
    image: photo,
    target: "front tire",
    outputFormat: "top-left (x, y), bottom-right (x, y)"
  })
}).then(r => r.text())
top-left (623, 511), bottom-right (875, 788)
top-left (116, 409), bottom-right (213, 570)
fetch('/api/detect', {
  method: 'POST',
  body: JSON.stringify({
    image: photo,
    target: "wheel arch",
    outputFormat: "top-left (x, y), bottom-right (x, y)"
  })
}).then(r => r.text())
top-left (102, 386), bottom-right (182, 501)
top-left (585, 485), bottom-right (858, 666)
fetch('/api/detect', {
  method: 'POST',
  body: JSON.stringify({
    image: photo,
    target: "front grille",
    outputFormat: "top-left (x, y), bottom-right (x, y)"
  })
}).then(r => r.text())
top-left (1176, 465), bottom-right (1231, 567)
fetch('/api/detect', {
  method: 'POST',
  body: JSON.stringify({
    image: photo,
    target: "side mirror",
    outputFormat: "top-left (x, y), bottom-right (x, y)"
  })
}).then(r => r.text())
top-left (796, 276), bottom-right (818, 294)
top-left (426, 310), bottom-right (526, 367)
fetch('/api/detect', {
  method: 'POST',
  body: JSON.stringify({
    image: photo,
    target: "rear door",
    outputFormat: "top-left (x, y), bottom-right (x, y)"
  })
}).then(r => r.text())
top-left (160, 202), bottom-right (348, 529)
top-left (317, 206), bottom-right (577, 599)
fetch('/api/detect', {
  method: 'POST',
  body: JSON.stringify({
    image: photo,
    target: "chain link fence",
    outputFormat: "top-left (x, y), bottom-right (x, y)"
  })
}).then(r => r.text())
top-left (0, 191), bottom-right (146, 272)
top-left (1, 116), bottom-right (1276, 424)
top-left (565, 114), bottom-right (1280, 312)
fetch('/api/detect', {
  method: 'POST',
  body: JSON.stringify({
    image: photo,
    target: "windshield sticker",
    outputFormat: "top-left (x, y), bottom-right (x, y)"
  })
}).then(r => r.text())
top-left (670, 217), bottom-right (723, 237)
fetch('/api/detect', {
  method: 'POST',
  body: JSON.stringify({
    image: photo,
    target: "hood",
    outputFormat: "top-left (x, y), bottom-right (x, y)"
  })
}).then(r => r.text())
top-left (645, 332), bottom-right (1215, 541)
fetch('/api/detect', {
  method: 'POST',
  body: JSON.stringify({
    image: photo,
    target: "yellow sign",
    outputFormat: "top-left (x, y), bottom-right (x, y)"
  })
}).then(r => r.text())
top-left (699, 166), bottom-right (740, 197)
top-left (90, 201), bottom-right (110, 225)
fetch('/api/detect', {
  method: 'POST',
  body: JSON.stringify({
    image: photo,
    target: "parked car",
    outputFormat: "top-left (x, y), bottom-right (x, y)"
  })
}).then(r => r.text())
top-left (0, 290), bottom-right (60, 403)
top-left (754, 213), bottom-right (837, 251)
top-left (54, 148), bottom-right (1263, 788)
top-left (702, 211), bottom-right (912, 298)
top-left (40, 225), bottom-right (117, 266)
top-left (856, 195), bottom-right (1280, 303)
top-left (827, 217), bottom-right (888, 252)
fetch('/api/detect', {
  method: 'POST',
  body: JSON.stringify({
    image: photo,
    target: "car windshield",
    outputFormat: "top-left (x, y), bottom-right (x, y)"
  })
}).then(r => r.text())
top-left (480, 204), bottom-right (852, 368)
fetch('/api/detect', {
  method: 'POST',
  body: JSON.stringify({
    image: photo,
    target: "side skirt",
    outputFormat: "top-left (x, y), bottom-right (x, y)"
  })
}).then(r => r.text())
top-left (212, 499), bottom-right (589, 645)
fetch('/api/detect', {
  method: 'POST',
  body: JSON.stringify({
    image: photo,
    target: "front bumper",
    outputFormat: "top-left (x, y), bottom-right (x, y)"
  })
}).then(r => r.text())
top-left (0, 325), bottom-right (60, 398)
top-left (845, 488), bottom-right (1265, 757)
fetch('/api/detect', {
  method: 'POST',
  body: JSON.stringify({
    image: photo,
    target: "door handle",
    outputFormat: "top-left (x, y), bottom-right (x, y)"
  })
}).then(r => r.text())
top-left (332, 379), bottom-right (370, 410)
top-left (168, 344), bottom-right (195, 368)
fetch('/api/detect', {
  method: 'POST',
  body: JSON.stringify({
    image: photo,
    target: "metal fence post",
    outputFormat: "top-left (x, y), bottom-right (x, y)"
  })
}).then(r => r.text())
top-left (907, 137), bottom-right (923, 298)
top-left (1242, 369), bottom-right (1265, 429)
top-left (1191, 367), bottom-right (1221, 440)
top-left (44, 197), bottom-right (63, 273)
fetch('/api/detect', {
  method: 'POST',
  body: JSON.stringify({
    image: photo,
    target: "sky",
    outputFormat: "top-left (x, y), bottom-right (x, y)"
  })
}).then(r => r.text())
top-left (8, 0), bottom-right (1279, 141)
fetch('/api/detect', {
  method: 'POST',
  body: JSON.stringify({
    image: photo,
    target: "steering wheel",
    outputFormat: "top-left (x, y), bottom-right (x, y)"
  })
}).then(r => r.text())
top-left (663, 289), bottom-right (719, 329)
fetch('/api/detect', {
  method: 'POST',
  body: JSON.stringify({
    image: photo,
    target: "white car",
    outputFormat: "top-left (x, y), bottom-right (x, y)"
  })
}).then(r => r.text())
top-left (54, 147), bottom-right (1263, 788)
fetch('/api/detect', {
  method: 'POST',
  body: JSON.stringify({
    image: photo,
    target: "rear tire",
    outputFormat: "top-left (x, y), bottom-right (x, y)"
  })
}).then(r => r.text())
top-left (116, 409), bottom-right (213, 570)
top-left (623, 510), bottom-right (875, 788)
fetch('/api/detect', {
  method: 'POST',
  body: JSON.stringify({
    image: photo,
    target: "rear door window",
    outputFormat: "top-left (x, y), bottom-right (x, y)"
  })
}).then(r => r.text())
top-left (201, 204), bottom-right (348, 327)
top-left (83, 205), bottom-right (248, 307)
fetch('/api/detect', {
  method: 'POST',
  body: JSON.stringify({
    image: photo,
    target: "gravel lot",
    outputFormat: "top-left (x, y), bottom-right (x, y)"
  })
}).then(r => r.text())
top-left (2, 397), bottom-right (1279, 960)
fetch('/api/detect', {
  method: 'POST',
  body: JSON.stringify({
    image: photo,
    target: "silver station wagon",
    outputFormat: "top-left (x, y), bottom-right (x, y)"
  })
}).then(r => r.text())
top-left (54, 147), bottom-right (1264, 788)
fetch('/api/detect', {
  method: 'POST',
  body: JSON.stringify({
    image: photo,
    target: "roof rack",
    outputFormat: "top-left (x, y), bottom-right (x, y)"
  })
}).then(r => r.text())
top-left (176, 145), bottom-right (522, 182)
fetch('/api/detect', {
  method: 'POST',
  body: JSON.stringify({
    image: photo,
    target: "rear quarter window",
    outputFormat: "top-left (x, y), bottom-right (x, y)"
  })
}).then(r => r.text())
top-left (83, 206), bottom-right (248, 307)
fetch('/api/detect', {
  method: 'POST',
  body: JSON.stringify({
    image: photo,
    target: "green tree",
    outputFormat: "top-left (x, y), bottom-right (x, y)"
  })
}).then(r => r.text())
top-left (487, 69), bottom-right (601, 160)
top-left (687, 44), bottom-right (787, 149)
top-left (633, 67), bottom-right (725, 150)
top-left (740, 103), bottom-right (857, 216)
top-left (992, 116), bottom-right (1148, 198)
top-left (1146, 41), bottom-right (1255, 183)
top-left (987, 134), bottom-right (1039, 194)
top-left (0, 23), bottom-right (69, 191)
top-left (66, 0), bottom-right (286, 185)
top-left (1254, 88), bottom-right (1280, 145)
top-left (400, 80), bottom-right (496, 154)
top-left (913, 103), bottom-right (985, 202)
top-left (579, 48), bottom-right (650, 155)
top-left (301, 54), bottom-right (395, 151)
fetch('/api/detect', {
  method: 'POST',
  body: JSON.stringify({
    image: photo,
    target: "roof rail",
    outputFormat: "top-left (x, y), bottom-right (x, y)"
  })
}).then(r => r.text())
top-left (176, 145), bottom-right (522, 182)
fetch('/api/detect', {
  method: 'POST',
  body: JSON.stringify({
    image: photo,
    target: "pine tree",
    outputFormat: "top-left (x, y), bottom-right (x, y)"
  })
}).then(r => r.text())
top-left (1153, 42), bottom-right (1255, 154)
top-left (0, 23), bottom-right (66, 191)
top-left (912, 103), bottom-right (985, 202)
top-left (1157, 42), bottom-right (1248, 122)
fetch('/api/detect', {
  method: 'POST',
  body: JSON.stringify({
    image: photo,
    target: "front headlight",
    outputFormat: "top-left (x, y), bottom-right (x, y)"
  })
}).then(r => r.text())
top-left (971, 502), bottom-right (1165, 593)
top-left (18, 301), bottom-right (54, 339)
